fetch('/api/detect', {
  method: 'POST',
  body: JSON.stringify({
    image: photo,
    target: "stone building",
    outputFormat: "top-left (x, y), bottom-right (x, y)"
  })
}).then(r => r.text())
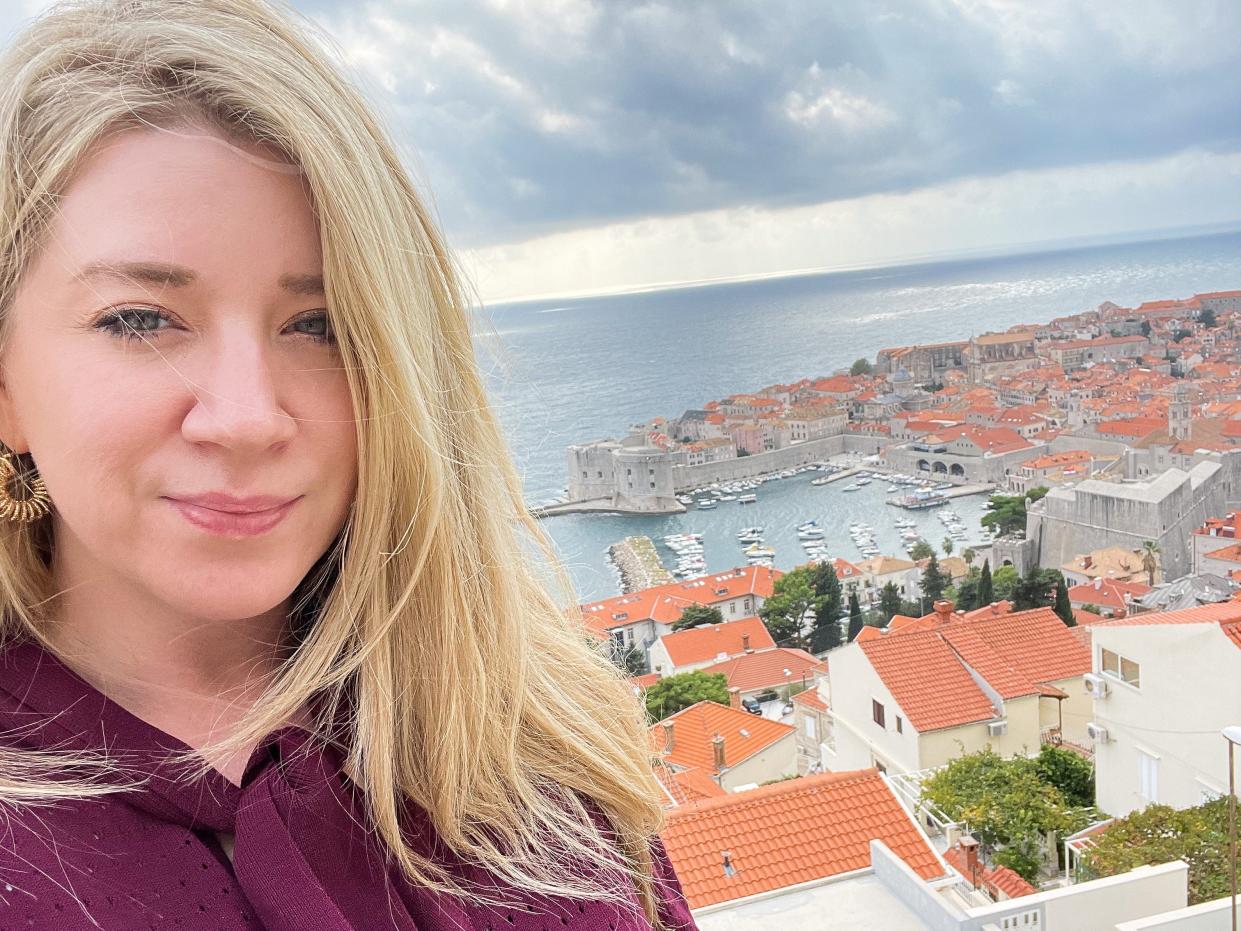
top-left (1026, 462), bottom-right (1225, 581)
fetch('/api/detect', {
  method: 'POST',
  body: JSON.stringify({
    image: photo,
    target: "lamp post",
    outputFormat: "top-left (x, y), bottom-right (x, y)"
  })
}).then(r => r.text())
top-left (1223, 725), bottom-right (1241, 931)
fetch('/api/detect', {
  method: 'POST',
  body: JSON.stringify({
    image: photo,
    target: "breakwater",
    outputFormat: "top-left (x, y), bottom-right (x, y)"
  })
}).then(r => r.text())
top-left (608, 535), bottom-right (673, 592)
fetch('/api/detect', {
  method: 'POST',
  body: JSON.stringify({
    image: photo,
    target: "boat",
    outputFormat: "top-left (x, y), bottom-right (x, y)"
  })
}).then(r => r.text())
top-left (695, 499), bottom-right (717, 510)
top-left (720, 494), bottom-right (737, 501)
top-left (856, 477), bottom-right (872, 486)
top-left (738, 493), bottom-right (758, 504)
top-left (810, 476), bottom-right (833, 486)
top-left (744, 543), bottom-right (775, 558)
top-left (798, 528), bottom-right (825, 539)
top-left (842, 483), bottom-right (860, 492)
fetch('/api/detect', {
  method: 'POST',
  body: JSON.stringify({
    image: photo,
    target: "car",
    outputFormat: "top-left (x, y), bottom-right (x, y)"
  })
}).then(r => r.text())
top-left (740, 696), bottom-right (763, 716)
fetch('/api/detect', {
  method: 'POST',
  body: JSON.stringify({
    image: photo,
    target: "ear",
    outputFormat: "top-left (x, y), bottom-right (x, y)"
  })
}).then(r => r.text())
top-left (0, 360), bottom-right (28, 453)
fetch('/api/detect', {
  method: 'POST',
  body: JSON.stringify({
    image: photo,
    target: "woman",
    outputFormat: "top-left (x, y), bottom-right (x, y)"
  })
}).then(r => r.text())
top-left (0, 1), bottom-right (697, 928)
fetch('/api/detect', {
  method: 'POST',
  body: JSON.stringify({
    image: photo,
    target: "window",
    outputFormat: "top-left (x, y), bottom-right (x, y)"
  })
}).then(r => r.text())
top-left (1101, 648), bottom-right (1140, 687)
top-left (896, 716), bottom-right (903, 734)
top-left (804, 717), bottom-right (816, 739)
top-left (1139, 749), bottom-right (1159, 803)
top-left (649, 481), bottom-right (655, 489)
top-left (872, 700), bottom-right (885, 728)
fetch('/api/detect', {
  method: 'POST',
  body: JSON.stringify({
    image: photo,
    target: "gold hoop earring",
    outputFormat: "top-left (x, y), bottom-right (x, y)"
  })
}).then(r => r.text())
top-left (0, 451), bottom-right (51, 523)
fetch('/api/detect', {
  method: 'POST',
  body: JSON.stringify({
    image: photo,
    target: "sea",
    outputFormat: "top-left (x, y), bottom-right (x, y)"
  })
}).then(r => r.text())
top-left (475, 227), bottom-right (1241, 603)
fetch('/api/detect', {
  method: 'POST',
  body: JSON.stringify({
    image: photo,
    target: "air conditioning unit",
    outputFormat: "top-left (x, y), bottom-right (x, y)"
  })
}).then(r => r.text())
top-left (1084, 673), bottom-right (1110, 698)
top-left (987, 720), bottom-right (1008, 737)
top-left (1086, 722), bottom-right (1111, 743)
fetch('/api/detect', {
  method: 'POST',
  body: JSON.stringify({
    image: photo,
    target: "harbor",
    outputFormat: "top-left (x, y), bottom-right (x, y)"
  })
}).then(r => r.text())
top-left (577, 457), bottom-right (996, 599)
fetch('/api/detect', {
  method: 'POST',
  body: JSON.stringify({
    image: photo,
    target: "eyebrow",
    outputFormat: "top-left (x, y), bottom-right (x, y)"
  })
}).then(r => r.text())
top-left (72, 260), bottom-right (325, 296)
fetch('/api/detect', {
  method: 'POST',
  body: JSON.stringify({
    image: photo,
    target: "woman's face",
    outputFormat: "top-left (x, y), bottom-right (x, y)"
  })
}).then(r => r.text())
top-left (0, 126), bottom-right (358, 622)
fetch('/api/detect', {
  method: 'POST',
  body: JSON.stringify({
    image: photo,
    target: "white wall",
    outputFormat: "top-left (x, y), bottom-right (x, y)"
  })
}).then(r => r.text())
top-left (1091, 622), bottom-right (1241, 817)
top-left (824, 642), bottom-right (921, 773)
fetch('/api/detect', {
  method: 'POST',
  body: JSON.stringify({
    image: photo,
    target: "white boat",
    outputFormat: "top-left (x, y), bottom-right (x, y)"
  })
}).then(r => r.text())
top-left (856, 477), bottom-right (872, 486)
top-left (696, 499), bottom-right (717, 510)
top-left (798, 529), bottom-right (825, 539)
top-left (842, 483), bottom-right (860, 492)
top-left (744, 543), bottom-right (775, 558)
top-left (738, 493), bottom-right (758, 504)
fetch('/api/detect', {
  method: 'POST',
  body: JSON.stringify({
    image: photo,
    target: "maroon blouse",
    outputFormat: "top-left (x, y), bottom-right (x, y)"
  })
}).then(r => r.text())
top-left (0, 641), bottom-right (698, 930)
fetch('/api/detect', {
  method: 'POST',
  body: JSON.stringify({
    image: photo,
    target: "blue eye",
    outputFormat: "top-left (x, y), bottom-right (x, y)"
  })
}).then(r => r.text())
top-left (94, 307), bottom-right (172, 339)
top-left (289, 312), bottom-right (335, 345)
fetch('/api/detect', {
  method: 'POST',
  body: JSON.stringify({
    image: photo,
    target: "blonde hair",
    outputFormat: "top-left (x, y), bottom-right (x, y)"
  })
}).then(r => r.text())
top-left (0, 0), bottom-right (666, 921)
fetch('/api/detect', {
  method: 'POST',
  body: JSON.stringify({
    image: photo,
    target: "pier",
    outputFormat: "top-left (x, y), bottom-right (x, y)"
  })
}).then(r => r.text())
top-left (608, 535), bottom-right (673, 593)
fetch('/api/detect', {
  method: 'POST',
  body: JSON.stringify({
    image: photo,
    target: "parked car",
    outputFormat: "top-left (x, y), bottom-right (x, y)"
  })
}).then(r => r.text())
top-left (740, 696), bottom-right (763, 716)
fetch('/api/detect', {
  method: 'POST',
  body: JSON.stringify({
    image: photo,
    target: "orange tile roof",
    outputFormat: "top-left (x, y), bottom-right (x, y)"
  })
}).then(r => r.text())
top-left (961, 601), bottom-right (1013, 619)
top-left (943, 843), bottom-right (1037, 900)
top-left (650, 700), bottom-right (794, 773)
top-left (1103, 601), bottom-right (1241, 631)
top-left (792, 688), bottom-right (828, 712)
top-left (658, 617), bottom-right (775, 668)
top-left (661, 769), bottom-right (945, 908)
top-left (654, 762), bottom-right (728, 809)
top-left (580, 565), bottom-right (781, 634)
top-left (859, 630), bottom-right (998, 732)
top-left (700, 647), bottom-right (827, 693)
top-left (629, 672), bottom-right (661, 691)
top-left (1068, 578), bottom-right (1151, 612)
top-left (943, 607), bottom-right (1092, 687)
top-left (1204, 543), bottom-right (1241, 564)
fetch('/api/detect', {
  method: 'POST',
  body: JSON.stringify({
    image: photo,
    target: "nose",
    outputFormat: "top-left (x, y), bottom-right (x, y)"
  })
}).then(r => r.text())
top-left (179, 334), bottom-right (298, 453)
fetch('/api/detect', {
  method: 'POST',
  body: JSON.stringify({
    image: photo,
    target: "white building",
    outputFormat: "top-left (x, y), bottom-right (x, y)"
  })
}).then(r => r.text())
top-left (825, 605), bottom-right (1092, 774)
top-left (1089, 601), bottom-right (1241, 817)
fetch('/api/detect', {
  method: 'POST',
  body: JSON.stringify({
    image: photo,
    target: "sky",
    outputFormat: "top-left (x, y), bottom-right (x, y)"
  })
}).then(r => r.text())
top-left (4, 0), bottom-right (1241, 303)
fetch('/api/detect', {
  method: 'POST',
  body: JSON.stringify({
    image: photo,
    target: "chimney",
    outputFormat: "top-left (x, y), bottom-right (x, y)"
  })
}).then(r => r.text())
top-left (712, 733), bottom-right (726, 771)
top-left (728, 687), bottom-right (741, 710)
top-left (742, 633), bottom-right (752, 653)
top-left (721, 850), bottom-right (736, 877)
top-left (959, 835), bottom-right (980, 886)
top-left (933, 600), bottom-right (954, 623)
top-left (661, 721), bottom-right (675, 754)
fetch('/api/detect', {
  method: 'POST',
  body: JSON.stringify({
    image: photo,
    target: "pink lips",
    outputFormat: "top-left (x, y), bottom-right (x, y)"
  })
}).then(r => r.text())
top-left (163, 493), bottom-right (301, 537)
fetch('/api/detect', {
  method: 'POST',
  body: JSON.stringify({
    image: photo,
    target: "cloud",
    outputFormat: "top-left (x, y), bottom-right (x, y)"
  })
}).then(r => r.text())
top-left (462, 147), bottom-right (1241, 303)
top-left (1, 0), bottom-right (1238, 301)
top-left (307, 0), bottom-right (1241, 251)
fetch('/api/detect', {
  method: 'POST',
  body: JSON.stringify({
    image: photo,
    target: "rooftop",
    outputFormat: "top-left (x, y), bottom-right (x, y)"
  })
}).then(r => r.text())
top-left (661, 769), bottom-right (944, 909)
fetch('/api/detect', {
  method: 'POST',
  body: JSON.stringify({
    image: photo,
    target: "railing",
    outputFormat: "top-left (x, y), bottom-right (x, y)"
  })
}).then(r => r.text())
top-left (885, 765), bottom-right (966, 841)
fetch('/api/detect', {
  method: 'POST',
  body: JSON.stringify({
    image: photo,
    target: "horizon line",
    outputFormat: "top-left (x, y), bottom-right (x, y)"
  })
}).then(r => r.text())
top-left (474, 219), bottom-right (1241, 309)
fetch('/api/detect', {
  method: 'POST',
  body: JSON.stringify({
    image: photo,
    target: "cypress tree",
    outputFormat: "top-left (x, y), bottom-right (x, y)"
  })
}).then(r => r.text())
top-left (1054, 575), bottom-right (1076, 627)
top-left (847, 592), bottom-right (864, 642)
top-left (978, 559), bottom-right (994, 606)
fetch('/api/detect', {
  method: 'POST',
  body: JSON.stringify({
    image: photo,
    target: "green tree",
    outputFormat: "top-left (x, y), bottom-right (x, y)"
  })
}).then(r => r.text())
top-left (672, 604), bottom-right (724, 631)
top-left (980, 487), bottom-right (1048, 538)
top-left (921, 552), bottom-right (950, 603)
top-left (1200, 307), bottom-right (1218, 328)
top-left (759, 566), bottom-right (817, 649)
top-left (942, 536), bottom-right (954, 557)
top-left (617, 644), bottom-right (648, 677)
top-left (846, 592), bottom-right (864, 642)
top-left (808, 560), bottom-right (844, 654)
top-left (1172, 327), bottom-right (1192, 342)
top-left (878, 581), bottom-right (904, 622)
top-left (954, 567), bottom-right (983, 612)
top-left (850, 357), bottom-right (873, 376)
top-left (1035, 745), bottom-right (1095, 808)
top-left (1140, 319), bottom-right (1152, 338)
top-left (1081, 799), bottom-right (1234, 905)
top-left (909, 539), bottom-right (935, 560)
top-left (1053, 575), bottom-right (1075, 627)
top-left (963, 547), bottom-right (977, 568)
top-left (811, 561), bottom-right (844, 620)
top-left (991, 564), bottom-right (1020, 602)
top-left (644, 670), bottom-right (729, 722)
top-left (978, 559), bottom-right (994, 605)
top-left (921, 748), bottom-right (1087, 884)
top-left (1014, 566), bottom-right (1062, 611)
